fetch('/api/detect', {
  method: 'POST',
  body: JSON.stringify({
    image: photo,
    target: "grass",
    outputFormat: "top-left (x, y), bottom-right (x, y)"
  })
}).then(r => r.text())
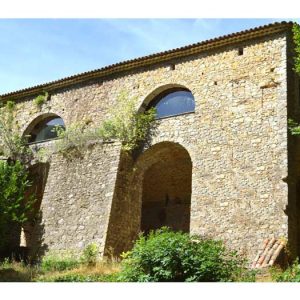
top-left (37, 261), bottom-right (120, 282)
top-left (0, 259), bottom-right (121, 282)
top-left (0, 258), bottom-right (290, 282)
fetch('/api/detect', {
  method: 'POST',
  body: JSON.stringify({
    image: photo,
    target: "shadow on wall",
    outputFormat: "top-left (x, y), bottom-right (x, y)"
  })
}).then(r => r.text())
top-left (0, 222), bottom-right (22, 261)
top-left (104, 141), bottom-right (192, 257)
top-left (18, 162), bottom-right (50, 263)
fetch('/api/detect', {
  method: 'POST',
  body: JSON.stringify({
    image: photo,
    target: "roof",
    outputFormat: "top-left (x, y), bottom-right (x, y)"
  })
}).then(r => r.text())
top-left (0, 21), bottom-right (294, 101)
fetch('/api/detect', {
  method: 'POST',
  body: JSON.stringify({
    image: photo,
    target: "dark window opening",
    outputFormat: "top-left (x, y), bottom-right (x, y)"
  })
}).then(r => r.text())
top-left (140, 143), bottom-right (192, 234)
top-left (238, 47), bottom-right (244, 56)
top-left (169, 64), bottom-right (176, 71)
top-left (148, 88), bottom-right (195, 119)
top-left (27, 117), bottom-right (65, 144)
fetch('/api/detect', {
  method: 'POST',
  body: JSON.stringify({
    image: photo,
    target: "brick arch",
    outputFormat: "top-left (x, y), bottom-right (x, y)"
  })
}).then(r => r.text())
top-left (137, 83), bottom-right (194, 113)
top-left (133, 141), bottom-right (193, 234)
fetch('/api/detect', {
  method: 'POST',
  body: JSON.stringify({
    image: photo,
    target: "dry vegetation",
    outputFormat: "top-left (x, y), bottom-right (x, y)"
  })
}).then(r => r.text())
top-left (0, 259), bottom-right (120, 282)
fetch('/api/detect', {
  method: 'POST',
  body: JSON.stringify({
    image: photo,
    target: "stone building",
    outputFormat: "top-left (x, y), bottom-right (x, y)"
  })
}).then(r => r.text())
top-left (1, 21), bottom-right (299, 262)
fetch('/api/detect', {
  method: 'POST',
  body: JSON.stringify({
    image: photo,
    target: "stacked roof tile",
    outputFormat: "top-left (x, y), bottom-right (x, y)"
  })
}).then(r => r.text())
top-left (251, 238), bottom-right (286, 269)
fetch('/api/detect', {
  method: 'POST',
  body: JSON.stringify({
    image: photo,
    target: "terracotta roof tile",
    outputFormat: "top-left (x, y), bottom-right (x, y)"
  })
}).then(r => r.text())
top-left (252, 238), bottom-right (286, 269)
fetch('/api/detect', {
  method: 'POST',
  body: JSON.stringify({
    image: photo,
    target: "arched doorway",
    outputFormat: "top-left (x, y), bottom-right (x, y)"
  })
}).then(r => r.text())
top-left (136, 142), bottom-right (192, 234)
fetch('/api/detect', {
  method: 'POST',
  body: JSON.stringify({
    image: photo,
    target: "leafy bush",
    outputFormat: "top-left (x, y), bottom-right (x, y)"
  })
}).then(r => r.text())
top-left (118, 227), bottom-right (248, 282)
top-left (0, 160), bottom-right (35, 253)
top-left (98, 91), bottom-right (157, 151)
top-left (271, 259), bottom-right (300, 282)
top-left (81, 243), bottom-right (99, 266)
top-left (52, 122), bottom-right (91, 159)
top-left (41, 254), bottom-right (81, 272)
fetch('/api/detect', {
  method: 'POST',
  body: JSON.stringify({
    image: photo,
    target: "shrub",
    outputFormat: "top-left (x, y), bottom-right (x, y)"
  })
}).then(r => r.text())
top-left (0, 160), bottom-right (35, 253)
top-left (118, 227), bottom-right (248, 282)
top-left (41, 254), bottom-right (81, 272)
top-left (52, 122), bottom-right (90, 159)
top-left (271, 259), bottom-right (300, 282)
top-left (0, 101), bottom-right (31, 162)
top-left (81, 243), bottom-right (99, 266)
top-left (33, 92), bottom-right (49, 109)
top-left (97, 91), bottom-right (157, 151)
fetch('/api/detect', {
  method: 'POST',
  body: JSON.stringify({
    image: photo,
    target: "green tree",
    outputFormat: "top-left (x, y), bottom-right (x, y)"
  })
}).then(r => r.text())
top-left (0, 160), bottom-right (35, 254)
top-left (0, 101), bottom-right (31, 163)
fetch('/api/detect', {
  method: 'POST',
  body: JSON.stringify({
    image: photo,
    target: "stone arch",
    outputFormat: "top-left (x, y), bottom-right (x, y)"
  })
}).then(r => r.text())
top-left (138, 83), bottom-right (194, 113)
top-left (23, 113), bottom-right (61, 137)
top-left (22, 113), bottom-right (65, 144)
top-left (133, 141), bottom-right (193, 234)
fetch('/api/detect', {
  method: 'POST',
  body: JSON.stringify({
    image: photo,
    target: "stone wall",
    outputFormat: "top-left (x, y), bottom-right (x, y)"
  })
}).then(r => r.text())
top-left (28, 142), bottom-right (122, 258)
top-left (8, 32), bottom-right (292, 260)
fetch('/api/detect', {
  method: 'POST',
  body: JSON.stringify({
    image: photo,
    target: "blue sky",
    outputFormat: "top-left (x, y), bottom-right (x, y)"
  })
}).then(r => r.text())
top-left (0, 18), bottom-right (299, 95)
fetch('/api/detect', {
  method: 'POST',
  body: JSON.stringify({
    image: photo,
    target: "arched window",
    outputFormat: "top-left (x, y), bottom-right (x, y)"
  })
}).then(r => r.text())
top-left (27, 116), bottom-right (65, 144)
top-left (148, 88), bottom-right (195, 119)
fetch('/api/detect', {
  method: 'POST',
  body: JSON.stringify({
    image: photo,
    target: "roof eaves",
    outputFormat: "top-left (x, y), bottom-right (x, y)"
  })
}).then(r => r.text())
top-left (0, 21), bottom-right (294, 101)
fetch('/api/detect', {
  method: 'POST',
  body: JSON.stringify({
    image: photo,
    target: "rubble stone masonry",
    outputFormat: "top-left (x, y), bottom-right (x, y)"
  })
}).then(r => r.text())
top-left (2, 23), bottom-right (298, 261)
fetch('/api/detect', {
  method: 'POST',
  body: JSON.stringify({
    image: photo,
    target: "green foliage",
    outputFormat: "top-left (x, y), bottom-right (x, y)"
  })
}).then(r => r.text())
top-left (0, 101), bottom-right (31, 162)
top-left (98, 91), bottom-right (156, 151)
top-left (293, 23), bottom-right (300, 75)
top-left (271, 258), bottom-right (300, 282)
top-left (46, 91), bottom-right (157, 159)
top-left (80, 243), bottom-right (99, 266)
top-left (41, 253), bottom-right (81, 272)
top-left (288, 118), bottom-right (300, 135)
top-left (0, 260), bottom-right (38, 282)
top-left (51, 122), bottom-right (96, 159)
top-left (118, 227), bottom-right (249, 282)
top-left (33, 92), bottom-right (49, 109)
top-left (288, 25), bottom-right (300, 136)
top-left (0, 160), bottom-right (35, 252)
